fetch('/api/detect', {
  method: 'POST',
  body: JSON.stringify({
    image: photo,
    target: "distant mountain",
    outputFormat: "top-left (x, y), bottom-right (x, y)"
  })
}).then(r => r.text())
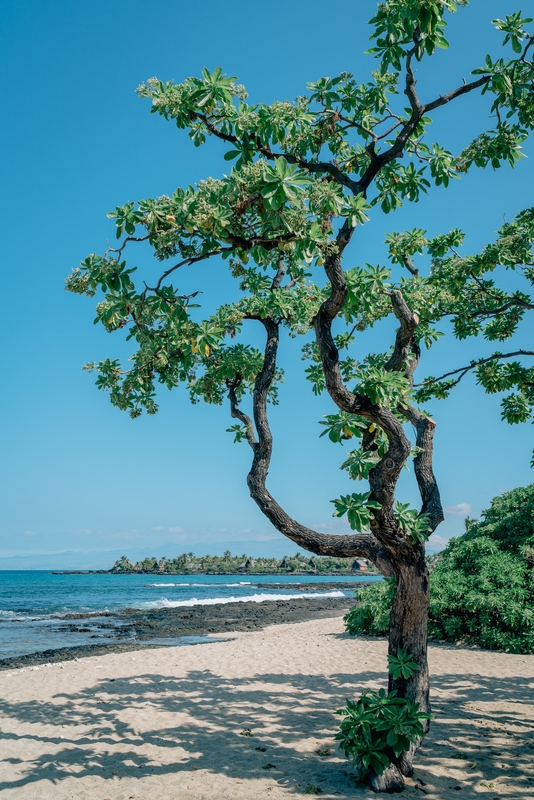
top-left (0, 538), bottom-right (303, 570)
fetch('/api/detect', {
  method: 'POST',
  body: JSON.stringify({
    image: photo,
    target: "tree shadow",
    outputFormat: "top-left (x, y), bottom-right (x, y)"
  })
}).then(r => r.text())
top-left (1, 656), bottom-right (533, 797)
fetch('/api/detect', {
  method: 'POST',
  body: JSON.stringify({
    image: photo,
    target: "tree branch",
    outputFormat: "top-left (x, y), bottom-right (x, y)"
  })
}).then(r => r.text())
top-left (423, 75), bottom-right (490, 114)
top-left (271, 252), bottom-right (285, 289)
top-left (313, 254), bottom-right (412, 545)
top-left (404, 44), bottom-right (424, 117)
top-left (466, 298), bottom-right (534, 318)
top-left (402, 405), bottom-right (443, 533)
top-left (227, 379), bottom-right (257, 450)
top-left (145, 248), bottom-right (232, 295)
top-left (104, 234), bottom-right (152, 260)
top-left (385, 290), bottom-right (419, 377)
top-left (237, 316), bottom-right (394, 573)
top-left (415, 349), bottom-right (534, 388)
top-left (401, 253), bottom-right (419, 276)
top-left (196, 112), bottom-right (362, 194)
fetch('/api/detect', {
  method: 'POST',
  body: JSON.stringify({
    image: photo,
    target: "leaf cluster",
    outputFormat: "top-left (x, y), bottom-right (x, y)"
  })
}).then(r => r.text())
top-left (387, 648), bottom-right (420, 680)
top-left (331, 492), bottom-right (382, 532)
top-left (393, 502), bottom-right (431, 544)
top-left (335, 689), bottom-right (430, 777)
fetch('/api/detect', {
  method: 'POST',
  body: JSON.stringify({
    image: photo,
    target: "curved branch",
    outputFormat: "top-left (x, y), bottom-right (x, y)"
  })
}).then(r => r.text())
top-left (105, 234), bottom-right (152, 259)
top-left (385, 290), bottom-right (419, 377)
top-left (402, 406), bottom-right (443, 533)
top-left (471, 298), bottom-right (534, 317)
top-left (227, 380), bottom-right (257, 449)
top-left (145, 248), bottom-right (232, 295)
top-left (358, 68), bottom-right (491, 192)
top-left (196, 112), bottom-right (362, 194)
top-left (415, 349), bottom-right (534, 389)
top-left (231, 317), bottom-right (394, 573)
top-left (313, 246), bottom-right (412, 545)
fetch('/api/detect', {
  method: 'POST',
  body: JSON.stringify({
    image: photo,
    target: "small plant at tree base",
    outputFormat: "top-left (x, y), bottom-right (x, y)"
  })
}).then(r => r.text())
top-left (335, 689), bottom-right (431, 780)
top-left (387, 648), bottom-right (420, 680)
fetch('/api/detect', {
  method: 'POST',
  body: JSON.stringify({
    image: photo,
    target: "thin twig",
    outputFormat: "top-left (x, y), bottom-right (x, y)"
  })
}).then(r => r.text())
top-left (415, 350), bottom-right (534, 388)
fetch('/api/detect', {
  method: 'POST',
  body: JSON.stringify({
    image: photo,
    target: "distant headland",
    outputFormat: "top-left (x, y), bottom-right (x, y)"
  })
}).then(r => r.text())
top-left (52, 551), bottom-right (379, 576)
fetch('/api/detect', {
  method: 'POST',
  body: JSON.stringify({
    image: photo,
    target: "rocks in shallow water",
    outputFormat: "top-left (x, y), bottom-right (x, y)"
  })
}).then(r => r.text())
top-left (0, 597), bottom-right (356, 671)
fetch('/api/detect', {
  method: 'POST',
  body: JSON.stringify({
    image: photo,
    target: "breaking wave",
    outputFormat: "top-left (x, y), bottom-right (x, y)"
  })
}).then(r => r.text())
top-left (146, 581), bottom-right (252, 587)
top-left (141, 591), bottom-right (345, 608)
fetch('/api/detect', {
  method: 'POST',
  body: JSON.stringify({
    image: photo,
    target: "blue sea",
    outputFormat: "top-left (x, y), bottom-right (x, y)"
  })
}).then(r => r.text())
top-left (0, 571), bottom-right (381, 660)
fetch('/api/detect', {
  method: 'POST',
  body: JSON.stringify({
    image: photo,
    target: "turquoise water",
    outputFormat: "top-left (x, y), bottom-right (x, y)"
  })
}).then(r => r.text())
top-left (0, 571), bottom-right (381, 660)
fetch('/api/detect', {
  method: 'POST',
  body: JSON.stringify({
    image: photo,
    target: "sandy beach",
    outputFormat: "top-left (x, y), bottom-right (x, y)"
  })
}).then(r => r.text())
top-left (1, 615), bottom-right (533, 800)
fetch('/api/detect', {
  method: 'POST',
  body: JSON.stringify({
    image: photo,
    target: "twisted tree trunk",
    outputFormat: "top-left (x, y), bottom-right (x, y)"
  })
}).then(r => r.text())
top-left (226, 237), bottom-right (442, 791)
top-left (370, 549), bottom-right (431, 792)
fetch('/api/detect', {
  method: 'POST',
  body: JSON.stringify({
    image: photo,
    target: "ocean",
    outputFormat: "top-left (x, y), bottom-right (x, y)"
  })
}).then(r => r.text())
top-left (0, 571), bottom-right (381, 660)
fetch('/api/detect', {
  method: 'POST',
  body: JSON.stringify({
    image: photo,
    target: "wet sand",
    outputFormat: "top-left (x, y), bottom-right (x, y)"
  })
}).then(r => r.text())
top-left (1, 615), bottom-right (533, 799)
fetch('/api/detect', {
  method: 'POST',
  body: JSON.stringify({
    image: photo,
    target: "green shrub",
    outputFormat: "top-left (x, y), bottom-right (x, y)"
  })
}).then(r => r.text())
top-left (344, 485), bottom-right (534, 653)
top-left (335, 689), bottom-right (430, 779)
top-left (344, 578), bottom-right (393, 636)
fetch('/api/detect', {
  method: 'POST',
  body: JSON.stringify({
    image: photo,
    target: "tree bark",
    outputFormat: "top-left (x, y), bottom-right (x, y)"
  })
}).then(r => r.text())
top-left (388, 546), bottom-right (430, 719)
top-left (368, 548), bottom-right (430, 791)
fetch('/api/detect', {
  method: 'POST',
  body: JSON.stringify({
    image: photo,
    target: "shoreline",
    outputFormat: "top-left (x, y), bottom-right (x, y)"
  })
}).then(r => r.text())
top-left (0, 596), bottom-right (357, 671)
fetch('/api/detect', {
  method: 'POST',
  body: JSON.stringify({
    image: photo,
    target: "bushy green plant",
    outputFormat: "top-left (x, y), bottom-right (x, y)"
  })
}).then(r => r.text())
top-left (428, 535), bottom-right (534, 652)
top-left (344, 485), bottom-right (534, 653)
top-left (344, 577), bottom-right (394, 636)
top-left (335, 688), bottom-right (430, 779)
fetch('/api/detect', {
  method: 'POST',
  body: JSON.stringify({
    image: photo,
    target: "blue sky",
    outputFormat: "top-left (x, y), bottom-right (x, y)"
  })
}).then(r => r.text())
top-left (1, 0), bottom-right (533, 564)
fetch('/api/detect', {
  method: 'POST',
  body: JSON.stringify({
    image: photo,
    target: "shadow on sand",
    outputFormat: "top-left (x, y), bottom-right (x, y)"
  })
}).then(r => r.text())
top-left (1, 651), bottom-right (533, 798)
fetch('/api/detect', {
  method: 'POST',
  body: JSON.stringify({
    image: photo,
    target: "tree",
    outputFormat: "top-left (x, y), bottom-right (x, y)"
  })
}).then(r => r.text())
top-left (112, 555), bottom-right (135, 573)
top-left (66, 2), bottom-right (534, 791)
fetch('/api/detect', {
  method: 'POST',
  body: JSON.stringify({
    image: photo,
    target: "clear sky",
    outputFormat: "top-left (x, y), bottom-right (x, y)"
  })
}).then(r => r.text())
top-left (1, 0), bottom-right (533, 565)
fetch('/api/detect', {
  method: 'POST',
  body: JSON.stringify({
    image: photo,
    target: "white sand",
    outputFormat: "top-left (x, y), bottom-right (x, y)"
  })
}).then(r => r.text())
top-left (0, 616), bottom-right (533, 799)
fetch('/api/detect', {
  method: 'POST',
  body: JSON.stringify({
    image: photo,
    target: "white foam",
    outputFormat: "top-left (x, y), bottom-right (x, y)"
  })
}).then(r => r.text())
top-left (146, 581), bottom-right (252, 587)
top-left (145, 582), bottom-right (217, 587)
top-left (141, 591), bottom-right (345, 608)
top-left (0, 610), bottom-right (27, 620)
top-left (225, 582), bottom-right (252, 586)
top-left (146, 583), bottom-right (183, 587)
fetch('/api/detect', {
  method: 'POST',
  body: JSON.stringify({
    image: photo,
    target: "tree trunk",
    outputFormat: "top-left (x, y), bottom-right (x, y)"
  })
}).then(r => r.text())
top-left (370, 544), bottom-right (430, 792)
top-left (389, 547), bottom-right (431, 720)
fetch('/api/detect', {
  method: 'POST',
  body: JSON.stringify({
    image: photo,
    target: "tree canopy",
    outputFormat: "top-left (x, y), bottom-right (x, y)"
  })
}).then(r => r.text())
top-left (67, 3), bottom-right (534, 457)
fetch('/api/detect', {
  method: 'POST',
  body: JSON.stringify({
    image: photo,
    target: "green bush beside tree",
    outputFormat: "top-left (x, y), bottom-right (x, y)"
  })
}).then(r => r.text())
top-left (345, 484), bottom-right (534, 653)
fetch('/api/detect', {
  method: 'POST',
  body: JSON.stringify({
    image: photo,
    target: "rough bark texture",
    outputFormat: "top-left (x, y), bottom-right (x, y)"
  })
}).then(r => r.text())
top-left (371, 763), bottom-right (406, 794)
